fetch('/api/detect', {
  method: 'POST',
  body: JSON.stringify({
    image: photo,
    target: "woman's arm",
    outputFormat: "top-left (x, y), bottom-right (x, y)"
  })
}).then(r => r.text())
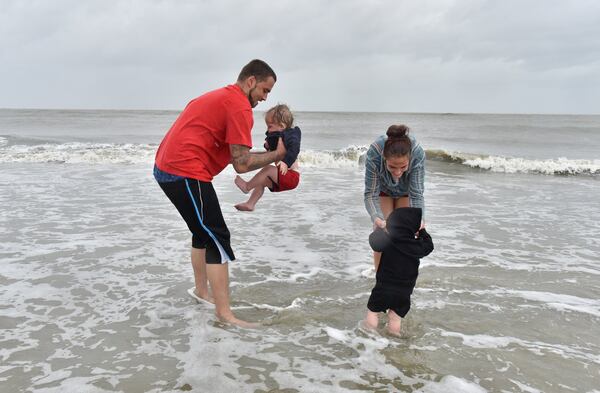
top-left (408, 146), bottom-right (425, 217)
top-left (364, 145), bottom-right (384, 223)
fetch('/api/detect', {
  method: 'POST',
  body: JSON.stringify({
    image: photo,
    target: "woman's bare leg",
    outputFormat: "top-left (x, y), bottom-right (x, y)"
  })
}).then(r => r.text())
top-left (373, 196), bottom-right (395, 271)
top-left (394, 196), bottom-right (410, 209)
top-left (373, 196), bottom-right (410, 270)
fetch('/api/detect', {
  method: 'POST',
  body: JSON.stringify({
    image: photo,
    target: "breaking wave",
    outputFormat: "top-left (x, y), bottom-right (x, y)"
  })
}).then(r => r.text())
top-left (0, 142), bottom-right (157, 164)
top-left (1, 140), bottom-right (597, 175)
top-left (426, 149), bottom-right (600, 176)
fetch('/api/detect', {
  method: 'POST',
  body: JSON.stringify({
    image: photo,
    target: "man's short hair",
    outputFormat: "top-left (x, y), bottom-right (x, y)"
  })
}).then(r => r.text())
top-left (237, 59), bottom-right (277, 83)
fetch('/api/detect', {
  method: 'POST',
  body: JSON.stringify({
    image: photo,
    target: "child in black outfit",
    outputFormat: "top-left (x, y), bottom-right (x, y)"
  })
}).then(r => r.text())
top-left (364, 207), bottom-right (434, 335)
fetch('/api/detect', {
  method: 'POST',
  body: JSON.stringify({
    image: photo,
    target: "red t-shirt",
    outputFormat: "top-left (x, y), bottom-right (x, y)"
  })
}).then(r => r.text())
top-left (155, 84), bottom-right (253, 181)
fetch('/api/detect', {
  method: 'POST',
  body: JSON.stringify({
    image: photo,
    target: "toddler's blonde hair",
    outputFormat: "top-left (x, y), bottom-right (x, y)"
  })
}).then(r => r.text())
top-left (266, 104), bottom-right (294, 129)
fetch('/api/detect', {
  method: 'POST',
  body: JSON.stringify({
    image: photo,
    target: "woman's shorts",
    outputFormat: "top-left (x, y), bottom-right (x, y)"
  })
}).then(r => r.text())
top-left (270, 169), bottom-right (300, 192)
top-left (157, 176), bottom-right (235, 264)
top-left (379, 191), bottom-right (408, 198)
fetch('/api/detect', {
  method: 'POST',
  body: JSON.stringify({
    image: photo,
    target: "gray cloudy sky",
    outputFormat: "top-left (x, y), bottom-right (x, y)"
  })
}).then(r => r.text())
top-left (1, 0), bottom-right (599, 114)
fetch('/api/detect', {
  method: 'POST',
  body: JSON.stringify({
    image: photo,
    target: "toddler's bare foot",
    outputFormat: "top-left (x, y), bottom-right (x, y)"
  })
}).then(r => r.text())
top-left (234, 176), bottom-right (249, 193)
top-left (234, 202), bottom-right (255, 211)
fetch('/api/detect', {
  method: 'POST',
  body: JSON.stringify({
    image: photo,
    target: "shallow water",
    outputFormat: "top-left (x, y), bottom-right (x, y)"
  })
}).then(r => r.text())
top-left (1, 109), bottom-right (600, 392)
top-left (2, 160), bottom-right (599, 392)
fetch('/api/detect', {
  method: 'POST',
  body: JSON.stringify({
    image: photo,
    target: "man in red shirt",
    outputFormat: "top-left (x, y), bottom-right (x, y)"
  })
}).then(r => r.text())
top-left (154, 59), bottom-right (285, 327)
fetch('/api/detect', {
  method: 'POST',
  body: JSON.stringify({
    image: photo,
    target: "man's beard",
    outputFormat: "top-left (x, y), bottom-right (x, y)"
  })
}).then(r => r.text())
top-left (247, 88), bottom-right (257, 108)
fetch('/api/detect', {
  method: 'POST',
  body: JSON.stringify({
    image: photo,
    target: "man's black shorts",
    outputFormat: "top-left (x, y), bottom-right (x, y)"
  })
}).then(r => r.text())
top-left (158, 177), bottom-right (235, 264)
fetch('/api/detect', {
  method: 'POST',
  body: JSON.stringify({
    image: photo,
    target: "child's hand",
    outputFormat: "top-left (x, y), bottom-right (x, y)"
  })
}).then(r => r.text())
top-left (278, 161), bottom-right (288, 175)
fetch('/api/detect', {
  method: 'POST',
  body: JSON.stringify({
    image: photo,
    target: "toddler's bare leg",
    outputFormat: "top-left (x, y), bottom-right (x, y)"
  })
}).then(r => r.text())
top-left (234, 175), bottom-right (249, 193)
top-left (364, 310), bottom-right (379, 330)
top-left (235, 186), bottom-right (265, 211)
top-left (246, 165), bottom-right (277, 190)
top-left (387, 310), bottom-right (402, 336)
top-left (235, 165), bottom-right (277, 211)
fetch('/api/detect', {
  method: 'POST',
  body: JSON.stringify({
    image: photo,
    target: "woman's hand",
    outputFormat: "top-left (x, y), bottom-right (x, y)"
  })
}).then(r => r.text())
top-left (415, 220), bottom-right (426, 237)
top-left (374, 217), bottom-right (386, 230)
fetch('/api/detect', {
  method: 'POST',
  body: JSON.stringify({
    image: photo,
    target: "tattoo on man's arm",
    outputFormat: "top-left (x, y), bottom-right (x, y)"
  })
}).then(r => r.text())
top-left (230, 144), bottom-right (279, 173)
top-left (247, 150), bottom-right (279, 171)
top-left (230, 144), bottom-right (251, 169)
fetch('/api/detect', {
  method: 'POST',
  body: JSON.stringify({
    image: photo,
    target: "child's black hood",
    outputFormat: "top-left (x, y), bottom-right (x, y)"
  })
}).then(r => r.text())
top-left (387, 207), bottom-right (422, 241)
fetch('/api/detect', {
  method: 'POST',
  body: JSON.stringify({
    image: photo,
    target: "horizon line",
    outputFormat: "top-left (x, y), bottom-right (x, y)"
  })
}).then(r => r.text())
top-left (0, 106), bottom-right (598, 117)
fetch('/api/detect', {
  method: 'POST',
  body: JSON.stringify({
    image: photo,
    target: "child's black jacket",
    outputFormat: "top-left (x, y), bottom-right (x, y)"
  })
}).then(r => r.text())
top-left (369, 208), bottom-right (434, 286)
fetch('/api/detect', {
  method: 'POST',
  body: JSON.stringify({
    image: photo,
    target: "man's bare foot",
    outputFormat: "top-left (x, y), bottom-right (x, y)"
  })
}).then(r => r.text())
top-left (234, 176), bottom-right (249, 193)
top-left (194, 289), bottom-right (214, 304)
top-left (188, 287), bottom-right (215, 307)
top-left (216, 312), bottom-right (259, 329)
top-left (234, 202), bottom-right (255, 211)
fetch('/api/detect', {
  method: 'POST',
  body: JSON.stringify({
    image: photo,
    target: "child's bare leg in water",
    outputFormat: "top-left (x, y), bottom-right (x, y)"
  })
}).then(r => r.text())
top-left (364, 310), bottom-right (379, 330)
top-left (387, 310), bottom-right (402, 336)
top-left (235, 165), bottom-right (277, 211)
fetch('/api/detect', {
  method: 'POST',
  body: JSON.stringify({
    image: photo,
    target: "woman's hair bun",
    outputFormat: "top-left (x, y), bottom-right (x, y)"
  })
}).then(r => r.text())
top-left (386, 125), bottom-right (409, 139)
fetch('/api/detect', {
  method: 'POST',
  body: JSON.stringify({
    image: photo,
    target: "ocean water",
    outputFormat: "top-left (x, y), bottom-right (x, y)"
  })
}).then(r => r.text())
top-left (1, 108), bottom-right (599, 393)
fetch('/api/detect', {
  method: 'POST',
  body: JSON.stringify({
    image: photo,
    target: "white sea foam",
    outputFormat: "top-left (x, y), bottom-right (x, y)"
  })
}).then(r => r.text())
top-left (441, 331), bottom-right (519, 349)
top-left (440, 329), bottom-right (600, 365)
top-left (429, 149), bottom-right (600, 175)
top-left (0, 142), bottom-right (157, 164)
top-left (0, 142), bottom-right (368, 168)
top-left (417, 375), bottom-right (488, 393)
top-left (512, 290), bottom-right (600, 317)
top-left (299, 145), bottom-right (368, 168)
top-left (2, 141), bottom-right (597, 175)
top-left (447, 288), bottom-right (600, 318)
top-left (509, 379), bottom-right (544, 393)
top-left (462, 155), bottom-right (600, 175)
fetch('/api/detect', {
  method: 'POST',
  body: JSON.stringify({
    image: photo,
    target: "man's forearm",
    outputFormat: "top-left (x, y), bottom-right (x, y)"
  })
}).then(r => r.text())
top-left (245, 150), bottom-right (280, 172)
top-left (231, 148), bottom-right (279, 173)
